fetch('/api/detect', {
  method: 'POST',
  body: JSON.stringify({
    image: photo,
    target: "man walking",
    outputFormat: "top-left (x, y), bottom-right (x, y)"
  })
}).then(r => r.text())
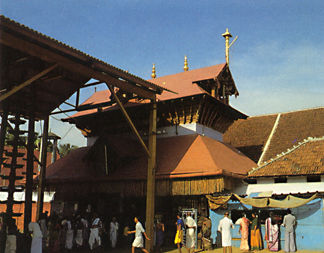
top-left (282, 209), bottom-right (296, 252)
top-left (218, 211), bottom-right (234, 253)
top-left (127, 216), bottom-right (150, 253)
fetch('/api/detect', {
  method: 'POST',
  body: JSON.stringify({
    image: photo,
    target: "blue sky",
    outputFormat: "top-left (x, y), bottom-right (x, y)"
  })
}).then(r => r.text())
top-left (1, 1), bottom-right (324, 146)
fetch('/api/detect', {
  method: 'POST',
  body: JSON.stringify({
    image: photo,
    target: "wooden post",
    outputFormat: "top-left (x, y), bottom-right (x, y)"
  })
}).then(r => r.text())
top-left (145, 100), bottom-right (157, 252)
top-left (36, 116), bottom-right (49, 221)
top-left (0, 110), bottom-right (8, 168)
top-left (24, 115), bottom-right (35, 233)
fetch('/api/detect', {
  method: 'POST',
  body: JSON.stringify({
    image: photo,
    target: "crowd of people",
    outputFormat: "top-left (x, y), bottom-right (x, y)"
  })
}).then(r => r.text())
top-left (217, 209), bottom-right (297, 253)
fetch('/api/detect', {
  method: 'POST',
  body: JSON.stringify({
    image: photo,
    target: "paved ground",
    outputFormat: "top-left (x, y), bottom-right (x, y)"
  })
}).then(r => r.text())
top-left (71, 246), bottom-right (324, 253)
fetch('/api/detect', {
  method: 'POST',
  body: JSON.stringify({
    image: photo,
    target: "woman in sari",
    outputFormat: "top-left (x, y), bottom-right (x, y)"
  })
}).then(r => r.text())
top-left (239, 213), bottom-right (250, 251)
top-left (265, 212), bottom-right (279, 251)
top-left (250, 212), bottom-right (263, 250)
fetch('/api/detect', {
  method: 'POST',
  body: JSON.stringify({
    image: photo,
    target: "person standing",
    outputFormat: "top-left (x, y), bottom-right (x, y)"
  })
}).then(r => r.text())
top-left (109, 217), bottom-right (119, 248)
top-left (28, 222), bottom-right (43, 253)
top-left (218, 211), bottom-right (234, 253)
top-left (238, 213), bottom-right (250, 251)
top-left (155, 219), bottom-right (165, 253)
top-left (265, 212), bottom-right (280, 251)
top-left (185, 212), bottom-right (197, 253)
top-left (89, 213), bottom-right (102, 250)
top-left (282, 209), bottom-right (296, 252)
top-left (250, 212), bottom-right (263, 250)
top-left (174, 213), bottom-right (184, 253)
top-left (127, 216), bottom-right (150, 253)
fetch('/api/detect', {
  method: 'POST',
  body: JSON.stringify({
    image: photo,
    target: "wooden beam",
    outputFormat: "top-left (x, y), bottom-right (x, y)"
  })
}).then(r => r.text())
top-left (36, 117), bottom-right (49, 221)
top-left (106, 83), bottom-right (151, 157)
top-left (0, 110), bottom-right (8, 167)
top-left (0, 31), bottom-right (156, 99)
top-left (24, 115), bottom-right (35, 233)
top-left (0, 64), bottom-right (57, 102)
top-left (145, 101), bottom-right (157, 252)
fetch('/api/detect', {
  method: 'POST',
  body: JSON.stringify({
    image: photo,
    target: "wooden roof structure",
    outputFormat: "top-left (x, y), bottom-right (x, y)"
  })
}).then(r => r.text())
top-left (0, 15), bottom-right (165, 119)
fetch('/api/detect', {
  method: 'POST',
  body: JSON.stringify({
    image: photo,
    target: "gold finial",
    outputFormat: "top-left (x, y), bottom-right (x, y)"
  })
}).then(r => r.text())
top-left (222, 28), bottom-right (237, 65)
top-left (151, 63), bottom-right (156, 79)
top-left (184, 55), bottom-right (189, 71)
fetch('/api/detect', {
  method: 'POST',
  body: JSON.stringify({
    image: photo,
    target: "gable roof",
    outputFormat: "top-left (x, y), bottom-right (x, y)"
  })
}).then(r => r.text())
top-left (46, 134), bottom-right (257, 184)
top-left (67, 63), bottom-right (238, 120)
top-left (223, 107), bottom-right (324, 164)
top-left (149, 63), bottom-right (227, 100)
top-left (248, 137), bottom-right (324, 177)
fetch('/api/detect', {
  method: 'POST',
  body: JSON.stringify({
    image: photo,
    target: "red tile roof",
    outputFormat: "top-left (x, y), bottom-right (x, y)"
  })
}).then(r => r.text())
top-left (223, 114), bottom-right (277, 162)
top-left (149, 64), bottom-right (226, 100)
top-left (248, 137), bottom-right (324, 177)
top-left (69, 64), bottom-right (229, 119)
top-left (223, 107), bottom-right (324, 164)
top-left (46, 134), bottom-right (257, 183)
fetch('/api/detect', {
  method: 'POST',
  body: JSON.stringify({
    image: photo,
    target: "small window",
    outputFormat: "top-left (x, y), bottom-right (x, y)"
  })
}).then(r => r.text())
top-left (307, 175), bottom-right (321, 182)
top-left (274, 177), bottom-right (287, 183)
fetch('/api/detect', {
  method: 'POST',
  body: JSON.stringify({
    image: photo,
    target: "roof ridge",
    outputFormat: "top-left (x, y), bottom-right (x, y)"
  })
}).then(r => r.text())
top-left (149, 63), bottom-right (226, 81)
top-left (249, 106), bottom-right (324, 118)
top-left (248, 135), bottom-right (324, 175)
top-left (257, 113), bottom-right (281, 165)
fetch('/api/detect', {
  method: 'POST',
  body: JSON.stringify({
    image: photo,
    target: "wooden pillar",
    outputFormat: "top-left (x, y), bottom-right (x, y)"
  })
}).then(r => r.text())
top-left (24, 115), bottom-right (35, 232)
top-left (145, 100), bottom-right (157, 252)
top-left (36, 116), bottom-right (49, 221)
top-left (0, 110), bottom-right (8, 169)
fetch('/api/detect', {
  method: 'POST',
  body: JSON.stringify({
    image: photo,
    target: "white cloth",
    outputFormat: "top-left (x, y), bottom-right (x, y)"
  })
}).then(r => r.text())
top-left (132, 222), bottom-right (145, 248)
top-left (5, 235), bottom-right (16, 253)
top-left (89, 228), bottom-right (101, 249)
top-left (110, 221), bottom-right (119, 248)
top-left (29, 222), bottom-right (43, 238)
top-left (218, 217), bottom-right (234, 247)
top-left (62, 220), bottom-right (73, 249)
top-left (31, 237), bottom-right (42, 253)
top-left (185, 216), bottom-right (197, 249)
top-left (75, 229), bottom-right (83, 246)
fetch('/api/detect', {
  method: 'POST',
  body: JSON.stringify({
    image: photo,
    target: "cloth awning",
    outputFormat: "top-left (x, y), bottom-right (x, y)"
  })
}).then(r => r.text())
top-left (206, 193), bottom-right (319, 210)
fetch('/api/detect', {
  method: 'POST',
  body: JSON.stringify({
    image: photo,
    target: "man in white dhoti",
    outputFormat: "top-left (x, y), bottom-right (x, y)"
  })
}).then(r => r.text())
top-left (89, 213), bottom-right (102, 250)
top-left (218, 211), bottom-right (234, 253)
top-left (185, 213), bottom-right (197, 253)
top-left (61, 218), bottom-right (74, 250)
top-left (28, 222), bottom-right (43, 253)
top-left (127, 216), bottom-right (150, 253)
top-left (110, 217), bottom-right (119, 248)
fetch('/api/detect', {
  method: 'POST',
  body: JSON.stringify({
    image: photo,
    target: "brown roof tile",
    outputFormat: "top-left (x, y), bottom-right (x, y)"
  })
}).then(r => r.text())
top-left (223, 114), bottom-right (278, 162)
top-left (46, 134), bottom-right (257, 183)
top-left (248, 137), bottom-right (324, 177)
top-left (261, 107), bottom-right (324, 162)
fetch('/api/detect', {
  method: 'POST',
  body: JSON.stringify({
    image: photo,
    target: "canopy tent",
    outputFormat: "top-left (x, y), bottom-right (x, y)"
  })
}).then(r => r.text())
top-left (206, 193), bottom-right (319, 209)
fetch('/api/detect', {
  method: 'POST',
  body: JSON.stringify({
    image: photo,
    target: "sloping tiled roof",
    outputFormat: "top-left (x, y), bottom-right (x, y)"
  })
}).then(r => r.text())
top-left (68, 64), bottom-right (228, 119)
top-left (46, 134), bottom-right (257, 183)
top-left (261, 107), bottom-right (324, 162)
top-left (223, 107), bottom-right (324, 164)
top-left (149, 64), bottom-right (226, 100)
top-left (248, 137), bottom-right (324, 177)
top-left (223, 114), bottom-right (278, 162)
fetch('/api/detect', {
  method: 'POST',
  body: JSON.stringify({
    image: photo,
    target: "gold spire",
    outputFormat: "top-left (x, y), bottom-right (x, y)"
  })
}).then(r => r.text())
top-left (184, 55), bottom-right (189, 71)
top-left (151, 63), bottom-right (156, 79)
top-left (222, 28), bottom-right (232, 65)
